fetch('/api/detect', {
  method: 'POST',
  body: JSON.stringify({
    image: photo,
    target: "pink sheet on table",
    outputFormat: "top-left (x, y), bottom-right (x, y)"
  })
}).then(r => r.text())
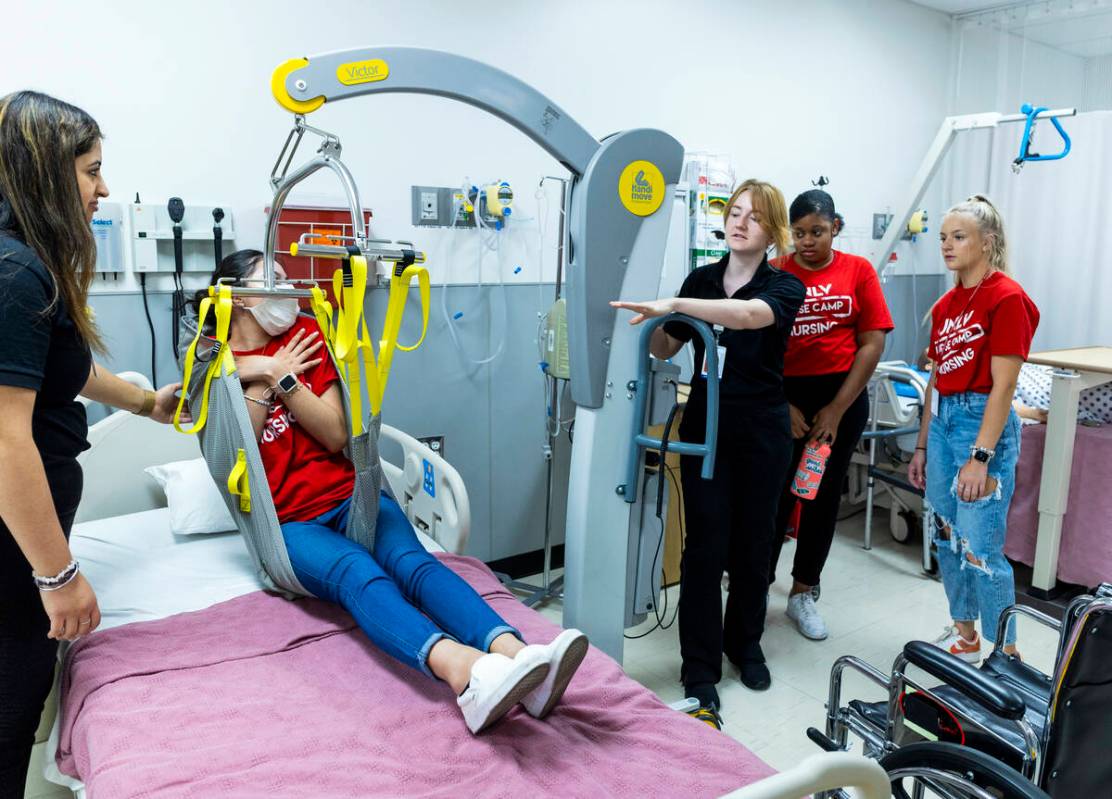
top-left (57, 554), bottom-right (774, 798)
top-left (1006, 422), bottom-right (1112, 588)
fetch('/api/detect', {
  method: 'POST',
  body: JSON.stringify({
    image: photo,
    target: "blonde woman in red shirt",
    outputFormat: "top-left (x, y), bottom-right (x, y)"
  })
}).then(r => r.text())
top-left (769, 190), bottom-right (893, 641)
top-left (909, 196), bottom-right (1039, 662)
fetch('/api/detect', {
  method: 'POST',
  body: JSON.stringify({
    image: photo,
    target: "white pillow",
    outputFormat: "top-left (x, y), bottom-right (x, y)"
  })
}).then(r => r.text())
top-left (143, 458), bottom-right (238, 536)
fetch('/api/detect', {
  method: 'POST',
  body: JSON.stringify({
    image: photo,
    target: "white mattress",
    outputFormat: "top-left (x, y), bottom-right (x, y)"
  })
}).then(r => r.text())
top-left (69, 506), bottom-right (446, 630)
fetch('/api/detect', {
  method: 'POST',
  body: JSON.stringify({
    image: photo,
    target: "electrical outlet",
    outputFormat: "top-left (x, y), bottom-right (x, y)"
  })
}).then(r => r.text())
top-left (418, 435), bottom-right (445, 458)
top-left (420, 191), bottom-right (438, 222)
top-left (411, 186), bottom-right (475, 228)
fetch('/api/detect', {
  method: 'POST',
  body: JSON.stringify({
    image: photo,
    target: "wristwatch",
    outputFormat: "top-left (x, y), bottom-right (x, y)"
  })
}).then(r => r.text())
top-left (274, 372), bottom-right (300, 395)
top-left (970, 446), bottom-right (995, 464)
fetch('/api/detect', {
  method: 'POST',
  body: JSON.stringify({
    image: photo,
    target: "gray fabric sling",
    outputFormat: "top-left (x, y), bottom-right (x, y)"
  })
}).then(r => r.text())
top-left (179, 312), bottom-right (382, 598)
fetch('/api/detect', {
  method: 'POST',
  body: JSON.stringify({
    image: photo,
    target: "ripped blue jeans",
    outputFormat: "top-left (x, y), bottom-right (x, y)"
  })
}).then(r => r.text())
top-left (926, 392), bottom-right (1022, 645)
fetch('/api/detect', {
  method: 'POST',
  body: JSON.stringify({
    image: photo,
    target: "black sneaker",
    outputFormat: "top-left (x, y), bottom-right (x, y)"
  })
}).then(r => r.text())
top-left (738, 660), bottom-right (771, 691)
top-left (684, 681), bottom-right (720, 711)
top-left (687, 705), bottom-right (724, 730)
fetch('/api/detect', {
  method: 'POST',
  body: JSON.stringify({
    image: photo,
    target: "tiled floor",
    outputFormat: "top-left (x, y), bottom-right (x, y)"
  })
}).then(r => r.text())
top-left (534, 514), bottom-right (1061, 773)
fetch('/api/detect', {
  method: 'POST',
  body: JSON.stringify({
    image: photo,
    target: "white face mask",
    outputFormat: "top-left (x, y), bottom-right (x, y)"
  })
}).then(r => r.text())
top-left (247, 285), bottom-right (299, 336)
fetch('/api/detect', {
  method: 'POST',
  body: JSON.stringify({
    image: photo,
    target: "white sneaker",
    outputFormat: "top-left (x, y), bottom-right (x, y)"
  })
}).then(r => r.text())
top-left (932, 625), bottom-right (982, 664)
top-left (518, 628), bottom-right (589, 719)
top-left (786, 592), bottom-right (829, 640)
top-left (457, 651), bottom-right (550, 734)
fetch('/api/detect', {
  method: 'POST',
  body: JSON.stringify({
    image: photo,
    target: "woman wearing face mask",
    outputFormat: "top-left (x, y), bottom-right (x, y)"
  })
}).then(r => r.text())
top-left (192, 251), bottom-right (588, 735)
top-left (612, 180), bottom-right (805, 724)
top-left (768, 190), bottom-right (893, 641)
top-left (909, 196), bottom-right (1038, 662)
top-left (0, 92), bottom-right (182, 792)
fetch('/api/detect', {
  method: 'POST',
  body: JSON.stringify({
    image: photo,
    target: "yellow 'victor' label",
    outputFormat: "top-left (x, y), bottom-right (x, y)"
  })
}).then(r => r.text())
top-left (336, 59), bottom-right (390, 86)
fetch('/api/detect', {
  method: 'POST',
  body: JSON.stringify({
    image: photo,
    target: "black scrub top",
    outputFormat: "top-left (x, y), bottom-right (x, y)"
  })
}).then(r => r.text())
top-left (664, 255), bottom-right (804, 431)
top-left (0, 232), bottom-right (92, 487)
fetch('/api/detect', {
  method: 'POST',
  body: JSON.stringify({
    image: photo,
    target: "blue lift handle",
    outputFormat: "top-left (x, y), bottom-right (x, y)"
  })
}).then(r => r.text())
top-left (621, 314), bottom-right (719, 503)
top-left (1015, 104), bottom-right (1072, 166)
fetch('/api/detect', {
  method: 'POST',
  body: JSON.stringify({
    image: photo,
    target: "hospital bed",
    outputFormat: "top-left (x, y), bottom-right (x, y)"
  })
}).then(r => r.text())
top-left (852, 362), bottom-right (930, 569)
top-left (29, 375), bottom-right (779, 798)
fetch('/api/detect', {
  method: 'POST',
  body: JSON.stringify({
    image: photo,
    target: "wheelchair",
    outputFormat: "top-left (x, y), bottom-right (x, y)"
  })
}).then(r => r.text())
top-left (804, 584), bottom-right (1112, 798)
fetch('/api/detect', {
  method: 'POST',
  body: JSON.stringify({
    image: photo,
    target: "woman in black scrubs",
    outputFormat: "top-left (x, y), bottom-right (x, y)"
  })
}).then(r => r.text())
top-left (612, 179), bottom-right (804, 725)
top-left (0, 91), bottom-right (181, 793)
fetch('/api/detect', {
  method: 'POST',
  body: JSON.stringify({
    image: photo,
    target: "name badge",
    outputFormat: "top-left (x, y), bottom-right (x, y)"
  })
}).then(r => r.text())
top-left (701, 345), bottom-right (727, 380)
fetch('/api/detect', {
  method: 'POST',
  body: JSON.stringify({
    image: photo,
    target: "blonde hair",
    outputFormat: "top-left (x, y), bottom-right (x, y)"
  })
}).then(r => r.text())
top-left (945, 194), bottom-right (1010, 286)
top-left (725, 179), bottom-right (790, 257)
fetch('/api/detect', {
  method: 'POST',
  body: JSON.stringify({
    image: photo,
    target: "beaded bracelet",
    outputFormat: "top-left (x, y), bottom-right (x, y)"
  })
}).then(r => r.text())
top-left (33, 559), bottom-right (80, 592)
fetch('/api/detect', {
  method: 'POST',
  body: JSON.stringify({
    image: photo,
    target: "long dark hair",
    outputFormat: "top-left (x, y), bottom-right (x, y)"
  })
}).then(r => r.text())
top-left (191, 249), bottom-right (264, 334)
top-left (0, 91), bottom-right (104, 351)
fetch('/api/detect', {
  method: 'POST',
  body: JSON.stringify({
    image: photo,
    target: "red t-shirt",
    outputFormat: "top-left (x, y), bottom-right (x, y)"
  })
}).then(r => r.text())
top-left (233, 317), bottom-right (354, 523)
top-left (773, 250), bottom-right (894, 376)
top-left (929, 271), bottom-right (1040, 395)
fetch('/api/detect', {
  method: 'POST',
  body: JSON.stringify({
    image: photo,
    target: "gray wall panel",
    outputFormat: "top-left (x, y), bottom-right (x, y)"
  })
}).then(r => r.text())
top-left (880, 273), bottom-right (948, 365)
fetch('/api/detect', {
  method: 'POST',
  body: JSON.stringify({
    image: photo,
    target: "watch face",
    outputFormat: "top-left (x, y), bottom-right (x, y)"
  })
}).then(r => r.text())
top-left (974, 450), bottom-right (990, 463)
top-left (279, 374), bottom-right (297, 392)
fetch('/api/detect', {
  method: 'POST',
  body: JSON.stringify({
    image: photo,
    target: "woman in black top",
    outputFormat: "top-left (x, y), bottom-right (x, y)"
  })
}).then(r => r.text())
top-left (612, 179), bottom-right (804, 723)
top-left (0, 92), bottom-right (181, 793)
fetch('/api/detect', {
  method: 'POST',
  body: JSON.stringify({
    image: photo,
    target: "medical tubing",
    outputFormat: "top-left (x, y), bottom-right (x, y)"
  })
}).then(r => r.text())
top-left (438, 180), bottom-right (508, 366)
top-left (139, 273), bottom-right (158, 387)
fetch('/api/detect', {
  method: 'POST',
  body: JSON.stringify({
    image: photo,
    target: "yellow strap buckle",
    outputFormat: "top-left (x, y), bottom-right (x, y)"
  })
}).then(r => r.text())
top-left (227, 448), bottom-right (252, 513)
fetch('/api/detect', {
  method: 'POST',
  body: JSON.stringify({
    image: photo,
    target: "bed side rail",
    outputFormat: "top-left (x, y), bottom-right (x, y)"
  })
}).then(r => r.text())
top-left (380, 424), bottom-right (471, 554)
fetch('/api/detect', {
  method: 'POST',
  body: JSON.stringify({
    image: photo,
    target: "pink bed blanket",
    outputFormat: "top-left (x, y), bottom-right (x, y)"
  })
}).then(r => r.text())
top-left (1006, 422), bottom-right (1112, 588)
top-left (57, 554), bottom-right (773, 797)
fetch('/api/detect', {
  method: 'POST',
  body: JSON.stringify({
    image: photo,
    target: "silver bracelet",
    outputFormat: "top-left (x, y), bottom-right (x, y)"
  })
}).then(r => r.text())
top-left (244, 393), bottom-right (273, 409)
top-left (33, 559), bottom-right (80, 592)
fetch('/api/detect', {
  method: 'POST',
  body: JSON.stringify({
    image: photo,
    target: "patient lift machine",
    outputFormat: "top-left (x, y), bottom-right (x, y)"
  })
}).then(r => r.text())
top-left (268, 47), bottom-right (714, 662)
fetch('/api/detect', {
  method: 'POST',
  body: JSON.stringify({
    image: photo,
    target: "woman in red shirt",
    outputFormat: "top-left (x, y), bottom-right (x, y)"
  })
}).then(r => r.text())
top-left (769, 190), bottom-right (893, 641)
top-left (909, 196), bottom-right (1038, 661)
top-left (193, 250), bottom-right (587, 735)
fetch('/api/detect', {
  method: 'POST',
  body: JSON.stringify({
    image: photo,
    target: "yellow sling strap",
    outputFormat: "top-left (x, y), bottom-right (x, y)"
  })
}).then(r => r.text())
top-left (377, 263), bottom-right (430, 399)
top-left (308, 285), bottom-right (337, 363)
top-left (173, 284), bottom-right (235, 435)
top-left (308, 252), bottom-right (430, 435)
top-left (226, 448), bottom-right (252, 512)
top-left (331, 254), bottom-right (382, 434)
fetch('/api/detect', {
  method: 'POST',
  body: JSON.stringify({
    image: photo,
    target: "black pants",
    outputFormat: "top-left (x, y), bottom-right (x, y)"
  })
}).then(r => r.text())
top-left (0, 461), bottom-right (82, 797)
top-left (678, 401), bottom-right (792, 688)
top-left (770, 373), bottom-right (870, 588)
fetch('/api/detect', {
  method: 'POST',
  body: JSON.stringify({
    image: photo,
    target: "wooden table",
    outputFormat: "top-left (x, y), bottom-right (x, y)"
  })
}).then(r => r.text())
top-left (1025, 346), bottom-right (1112, 596)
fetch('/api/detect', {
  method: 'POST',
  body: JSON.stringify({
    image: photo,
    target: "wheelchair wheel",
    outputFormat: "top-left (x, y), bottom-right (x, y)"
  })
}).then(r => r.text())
top-left (880, 742), bottom-right (1049, 799)
top-left (890, 507), bottom-right (920, 544)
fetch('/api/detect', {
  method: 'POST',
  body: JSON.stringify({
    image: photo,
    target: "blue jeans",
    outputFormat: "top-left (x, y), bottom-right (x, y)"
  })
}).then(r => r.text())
top-left (926, 392), bottom-right (1022, 645)
top-left (281, 495), bottom-right (519, 678)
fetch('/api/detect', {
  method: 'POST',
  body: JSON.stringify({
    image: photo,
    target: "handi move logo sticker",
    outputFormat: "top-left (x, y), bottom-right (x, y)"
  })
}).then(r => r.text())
top-left (618, 160), bottom-right (665, 217)
top-left (336, 59), bottom-right (390, 86)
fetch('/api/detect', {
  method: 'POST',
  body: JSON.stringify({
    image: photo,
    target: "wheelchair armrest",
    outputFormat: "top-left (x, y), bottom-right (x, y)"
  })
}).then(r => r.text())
top-left (903, 641), bottom-right (1027, 721)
